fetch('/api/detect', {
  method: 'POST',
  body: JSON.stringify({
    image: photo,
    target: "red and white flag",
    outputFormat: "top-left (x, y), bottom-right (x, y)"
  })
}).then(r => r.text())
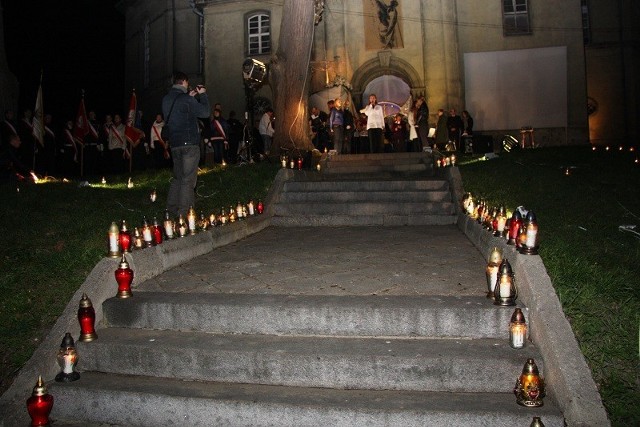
top-left (73, 94), bottom-right (90, 144)
top-left (32, 76), bottom-right (45, 147)
top-left (124, 89), bottom-right (144, 145)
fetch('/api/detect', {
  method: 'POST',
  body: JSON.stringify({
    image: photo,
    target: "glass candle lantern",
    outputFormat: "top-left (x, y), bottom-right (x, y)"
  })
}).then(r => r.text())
top-left (507, 210), bottom-right (523, 245)
top-left (141, 216), bottom-right (154, 247)
top-left (26, 376), bottom-right (54, 427)
top-left (55, 332), bottom-right (80, 382)
top-left (132, 228), bottom-right (144, 249)
top-left (514, 358), bottom-right (545, 407)
top-left (77, 293), bottom-right (97, 342)
top-left (509, 308), bottom-right (527, 349)
top-left (530, 417), bottom-right (546, 427)
top-left (163, 210), bottom-right (175, 240)
top-left (118, 220), bottom-right (132, 253)
top-left (187, 206), bottom-right (197, 235)
top-left (115, 254), bottom-right (134, 298)
top-left (494, 259), bottom-right (517, 306)
top-left (248, 200), bottom-right (255, 216)
top-left (177, 215), bottom-right (188, 237)
top-left (152, 217), bottom-right (163, 245)
top-left (495, 206), bottom-right (507, 237)
top-left (519, 211), bottom-right (540, 255)
top-left (485, 247), bottom-right (503, 299)
top-left (107, 222), bottom-right (121, 258)
top-left (236, 202), bottom-right (244, 220)
top-left (257, 200), bottom-right (264, 214)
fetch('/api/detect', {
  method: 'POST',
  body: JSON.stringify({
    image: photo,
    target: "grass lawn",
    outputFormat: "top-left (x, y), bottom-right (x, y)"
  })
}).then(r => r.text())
top-left (458, 146), bottom-right (639, 426)
top-left (0, 147), bottom-right (637, 425)
top-left (0, 161), bottom-right (280, 396)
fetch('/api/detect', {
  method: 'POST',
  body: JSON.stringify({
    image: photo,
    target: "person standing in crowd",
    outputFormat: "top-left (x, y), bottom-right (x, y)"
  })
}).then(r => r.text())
top-left (343, 99), bottom-right (355, 154)
top-left (461, 110), bottom-right (474, 153)
top-left (309, 106), bottom-right (328, 152)
top-left (390, 113), bottom-right (406, 153)
top-left (416, 96), bottom-right (430, 151)
top-left (209, 108), bottom-right (229, 164)
top-left (360, 94), bottom-right (384, 153)
top-left (328, 98), bottom-right (345, 154)
top-left (0, 134), bottom-right (32, 183)
top-left (18, 109), bottom-right (35, 169)
top-left (258, 108), bottom-right (274, 157)
top-left (61, 120), bottom-right (78, 176)
top-left (355, 112), bottom-right (368, 154)
top-left (149, 113), bottom-right (170, 169)
top-left (407, 99), bottom-right (419, 152)
top-left (40, 114), bottom-right (56, 176)
top-left (1, 110), bottom-right (17, 150)
top-left (434, 109), bottom-right (448, 150)
top-left (226, 110), bottom-right (243, 164)
top-left (81, 110), bottom-right (100, 176)
top-left (162, 71), bottom-right (210, 218)
top-left (107, 114), bottom-right (126, 173)
top-left (447, 108), bottom-right (463, 151)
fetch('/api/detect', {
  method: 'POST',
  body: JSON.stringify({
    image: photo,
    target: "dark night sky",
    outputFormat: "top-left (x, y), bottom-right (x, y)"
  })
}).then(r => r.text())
top-left (2, 0), bottom-right (125, 125)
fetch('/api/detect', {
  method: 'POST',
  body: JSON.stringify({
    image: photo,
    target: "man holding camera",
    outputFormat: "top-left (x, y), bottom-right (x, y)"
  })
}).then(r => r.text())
top-left (162, 71), bottom-right (210, 217)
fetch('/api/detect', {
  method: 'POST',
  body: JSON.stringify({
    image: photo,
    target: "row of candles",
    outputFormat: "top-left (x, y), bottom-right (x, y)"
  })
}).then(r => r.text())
top-left (469, 194), bottom-right (547, 410)
top-left (435, 154), bottom-right (457, 168)
top-left (280, 155), bottom-right (323, 172)
top-left (107, 200), bottom-right (264, 257)
top-left (484, 251), bottom-right (546, 409)
top-left (462, 194), bottom-right (540, 255)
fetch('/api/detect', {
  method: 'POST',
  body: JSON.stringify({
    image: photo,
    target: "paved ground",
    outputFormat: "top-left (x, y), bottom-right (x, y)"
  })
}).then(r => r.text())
top-left (137, 225), bottom-right (488, 297)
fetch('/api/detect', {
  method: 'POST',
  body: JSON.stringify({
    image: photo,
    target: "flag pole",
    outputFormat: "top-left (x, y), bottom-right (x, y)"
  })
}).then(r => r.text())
top-left (32, 70), bottom-right (44, 171)
top-left (80, 89), bottom-right (85, 178)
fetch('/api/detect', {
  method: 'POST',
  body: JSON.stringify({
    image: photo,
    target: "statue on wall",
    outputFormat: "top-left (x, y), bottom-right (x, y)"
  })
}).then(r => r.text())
top-left (364, 0), bottom-right (403, 50)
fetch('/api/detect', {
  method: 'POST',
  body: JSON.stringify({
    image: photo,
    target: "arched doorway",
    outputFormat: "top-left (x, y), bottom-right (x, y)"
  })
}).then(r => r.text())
top-left (362, 75), bottom-right (411, 117)
top-left (351, 52), bottom-right (425, 111)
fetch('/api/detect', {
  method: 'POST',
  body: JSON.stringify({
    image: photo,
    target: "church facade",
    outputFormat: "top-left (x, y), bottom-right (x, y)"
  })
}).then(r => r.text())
top-left (117, 0), bottom-right (639, 147)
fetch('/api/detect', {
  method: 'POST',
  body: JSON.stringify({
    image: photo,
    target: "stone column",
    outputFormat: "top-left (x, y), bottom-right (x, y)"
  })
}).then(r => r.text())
top-left (422, 0), bottom-right (462, 111)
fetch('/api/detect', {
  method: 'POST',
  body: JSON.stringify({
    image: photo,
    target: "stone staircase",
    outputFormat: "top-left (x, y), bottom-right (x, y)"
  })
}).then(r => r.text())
top-left (272, 152), bottom-right (457, 226)
top-left (50, 293), bottom-right (563, 426)
top-left (40, 154), bottom-right (567, 426)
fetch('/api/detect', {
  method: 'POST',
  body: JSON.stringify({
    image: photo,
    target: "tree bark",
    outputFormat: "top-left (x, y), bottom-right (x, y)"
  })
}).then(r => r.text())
top-left (270, 0), bottom-right (319, 155)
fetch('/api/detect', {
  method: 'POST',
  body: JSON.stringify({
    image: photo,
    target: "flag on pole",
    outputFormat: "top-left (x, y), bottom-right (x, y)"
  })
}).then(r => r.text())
top-left (124, 89), bottom-right (144, 146)
top-left (32, 73), bottom-right (45, 147)
top-left (73, 92), bottom-right (90, 144)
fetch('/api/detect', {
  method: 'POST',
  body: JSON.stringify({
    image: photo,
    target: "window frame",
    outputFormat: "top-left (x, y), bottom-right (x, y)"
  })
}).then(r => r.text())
top-left (245, 10), bottom-right (271, 56)
top-left (502, 0), bottom-right (532, 36)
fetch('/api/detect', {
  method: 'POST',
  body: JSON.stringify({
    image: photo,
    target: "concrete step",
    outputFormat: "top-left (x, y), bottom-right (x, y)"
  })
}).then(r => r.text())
top-left (77, 328), bottom-right (541, 393)
top-left (273, 201), bottom-right (455, 216)
top-left (280, 190), bottom-right (451, 202)
top-left (270, 214), bottom-right (458, 226)
top-left (282, 179), bottom-right (448, 192)
top-left (324, 163), bottom-right (429, 174)
top-left (327, 152), bottom-right (431, 162)
top-left (103, 293), bottom-right (519, 339)
top-left (50, 371), bottom-right (565, 427)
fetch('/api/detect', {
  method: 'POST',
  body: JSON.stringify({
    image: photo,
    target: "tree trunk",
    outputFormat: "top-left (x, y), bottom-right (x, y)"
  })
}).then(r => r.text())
top-left (270, 0), bottom-right (319, 156)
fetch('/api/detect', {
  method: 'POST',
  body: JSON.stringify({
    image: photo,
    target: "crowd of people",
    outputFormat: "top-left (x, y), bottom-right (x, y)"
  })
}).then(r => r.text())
top-left (1, 83), bottom-right (475, 186)
top-left (309, 94), bottom-right (474, 156)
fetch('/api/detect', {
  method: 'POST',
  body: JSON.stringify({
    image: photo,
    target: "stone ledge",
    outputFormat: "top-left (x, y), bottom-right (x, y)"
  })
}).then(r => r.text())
top-left (448, 166), bottom-right (610, 427)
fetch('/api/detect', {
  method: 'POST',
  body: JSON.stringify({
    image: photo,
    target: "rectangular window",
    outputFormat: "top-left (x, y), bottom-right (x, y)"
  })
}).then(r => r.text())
top-left (248, 13), bottom-right (270, 55)
top-left (502, 0), bottom-right (531, 36)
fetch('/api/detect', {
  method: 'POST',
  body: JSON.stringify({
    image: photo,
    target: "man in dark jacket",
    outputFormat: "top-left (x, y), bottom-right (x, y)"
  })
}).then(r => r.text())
top-left (162, 71), bottom-right (210, 217)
